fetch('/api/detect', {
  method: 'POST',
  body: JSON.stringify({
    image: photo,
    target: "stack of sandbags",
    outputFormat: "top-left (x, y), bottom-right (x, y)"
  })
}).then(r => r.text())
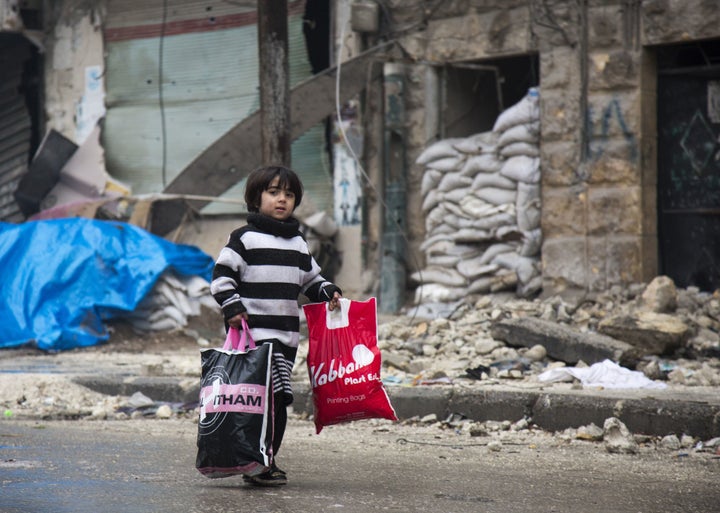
top-left (122, 271), bottom-right (219, 332)
top-left (412, 88), bottom-right (542, 302)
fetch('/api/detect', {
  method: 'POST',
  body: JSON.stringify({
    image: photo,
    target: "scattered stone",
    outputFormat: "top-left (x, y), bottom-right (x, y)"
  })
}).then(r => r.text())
top-left (511, 418), bottom-right (529, 431)
top-left (491, 316), bottom-right (638, 365)
top-left (487, 440), bottom-right (503, 452)
top-left (633, 434), bottom-right (654, 445)
top-left (420, 413), bottom-right (438, 424)
top-left (469, 423), bottom-right (490, 437)
top-left (680, 435), bottom-right (695, 448)
top-left (524, 344), bottom-right (547, 361)
top-left (597, 312), bottom-right (689, 356)
top-left (88, 406), bottom-right (109, 420)
top-left (660, 434), bottom-right (681, 450)
top-left (603, 417), bottom-right (639, 454)
top-left (637, 359), bottom-right (664, 380)
top-left (155, 404), bottom-right (173, 419)
top-left (127, 391), bottom-right (154, 408)
top-left (576, 423), bottom-right (604, 441)
top-left (639, 276), bottom-right (677, 313)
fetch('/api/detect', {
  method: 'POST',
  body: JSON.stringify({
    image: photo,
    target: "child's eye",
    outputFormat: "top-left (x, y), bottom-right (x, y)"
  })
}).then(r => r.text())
top-left (267, 187), bottom-right (294, 199)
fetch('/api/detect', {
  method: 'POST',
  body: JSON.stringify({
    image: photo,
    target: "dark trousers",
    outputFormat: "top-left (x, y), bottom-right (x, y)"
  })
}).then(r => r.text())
top-left (272, 391), bottom-right (288, 457)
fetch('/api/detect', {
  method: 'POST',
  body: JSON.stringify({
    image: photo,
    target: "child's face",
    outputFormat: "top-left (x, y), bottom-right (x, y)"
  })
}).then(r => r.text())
top-left (259, 176), bottom-right (296, 221)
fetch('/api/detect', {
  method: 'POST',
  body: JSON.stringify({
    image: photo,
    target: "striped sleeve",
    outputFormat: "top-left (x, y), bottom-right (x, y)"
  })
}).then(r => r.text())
top-left (210, 233), bottom-right (248, 320)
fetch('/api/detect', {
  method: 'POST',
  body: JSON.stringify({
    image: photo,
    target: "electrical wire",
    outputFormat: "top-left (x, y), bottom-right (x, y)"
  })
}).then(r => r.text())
top-left (333, 17), bottom-right (424, 313)
top-left (158, 0), bottom-right (169, 188)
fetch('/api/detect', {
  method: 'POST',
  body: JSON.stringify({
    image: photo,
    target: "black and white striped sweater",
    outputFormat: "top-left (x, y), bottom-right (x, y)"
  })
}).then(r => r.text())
top-left (211, 213), bottom-right (341, 349)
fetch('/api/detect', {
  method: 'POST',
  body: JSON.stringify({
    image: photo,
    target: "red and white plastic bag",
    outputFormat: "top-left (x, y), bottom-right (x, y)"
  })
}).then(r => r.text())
top-left (303, 297), bottom-right (397, 433)
top-left (195, 319), bottom-right (274, 478)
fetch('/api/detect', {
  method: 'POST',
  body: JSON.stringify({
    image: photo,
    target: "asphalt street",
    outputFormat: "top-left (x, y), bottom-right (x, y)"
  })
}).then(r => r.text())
top-left (1, 418), bottom-right (718, 513)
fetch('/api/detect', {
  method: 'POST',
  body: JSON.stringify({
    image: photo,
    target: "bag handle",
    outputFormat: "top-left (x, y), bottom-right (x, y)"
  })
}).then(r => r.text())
top-left (223, 318), bottom-right (256, 351)
top-left (325, 297), bottom-right (351, 329)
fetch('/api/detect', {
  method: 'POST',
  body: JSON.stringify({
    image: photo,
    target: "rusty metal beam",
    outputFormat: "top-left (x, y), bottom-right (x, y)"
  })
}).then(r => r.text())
top-left (163, 43), bottom-right (391, 209)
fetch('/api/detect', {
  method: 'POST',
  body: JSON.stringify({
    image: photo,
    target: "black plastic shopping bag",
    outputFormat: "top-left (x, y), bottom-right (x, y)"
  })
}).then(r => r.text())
top-left (196, 320), bottom-right (274, 478)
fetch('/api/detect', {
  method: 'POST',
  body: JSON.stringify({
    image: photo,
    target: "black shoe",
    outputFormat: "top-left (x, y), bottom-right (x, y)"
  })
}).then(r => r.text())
top-left (243, 464), bottom-right (287, 487)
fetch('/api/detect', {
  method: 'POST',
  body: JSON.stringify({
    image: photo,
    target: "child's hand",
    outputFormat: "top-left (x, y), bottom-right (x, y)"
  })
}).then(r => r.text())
top-left (227, 312), bottom-right (248, 328)
top-left (328, 292), bottom-right (342, 311)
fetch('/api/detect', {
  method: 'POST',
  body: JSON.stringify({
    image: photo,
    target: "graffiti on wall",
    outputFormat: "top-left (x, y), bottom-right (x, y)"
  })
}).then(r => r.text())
top-left (584, 96), bottom-right (638, 162)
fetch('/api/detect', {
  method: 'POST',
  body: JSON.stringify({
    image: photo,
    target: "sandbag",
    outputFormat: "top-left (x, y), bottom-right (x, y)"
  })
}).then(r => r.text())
top-left (478, 243), bottom-right (518, 265)
top-left (457, 258), bottom-right (500, 279)
top-left (414, 283), bottom-right (467, 303)
top-left (500, 141), bottom-right (540, 158)
top-left (471, 172), bottom-right (517, 191)
top-left (491, 252), bottom-right (538, 284)
top-left (438, 172), bottom-right (472, 192)
top-left (426, 156), bottom-right (463, 172)
top-left (416, 138), bottom-right (463, 165)
top-left (497, 122), bottom-right (540, 147)
top-left (410, 266), bottom-right (467, 287)
top-left (421, 169), bottom-right (443, 197)
top-left (474, 187), bottom-right (518, 206)
top-left (493, 88), bottom-right (540, 133)
top-left (461, 153), bottom-right (503, 176)
top-left (444, 187), bottom-right (472, 205)
top-left (500, 155), bottom-right (540, 184)
top-left (459, 196), bottom-right (515, 219)
top-left (422, 189), bottom-right (443, 212)
top-left (452, 131), bottom-right (498, 154)
top-left (516, 182), bottom-right (541, 231)
top-left (518, 228), bottom-right (543, 257)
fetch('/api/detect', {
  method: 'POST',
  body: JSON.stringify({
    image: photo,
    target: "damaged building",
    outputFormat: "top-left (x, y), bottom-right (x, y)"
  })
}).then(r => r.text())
top-left (1, 0), bottom-right (719, 313)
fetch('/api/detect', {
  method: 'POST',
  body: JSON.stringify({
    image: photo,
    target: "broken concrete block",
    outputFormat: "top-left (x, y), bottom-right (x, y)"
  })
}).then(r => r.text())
top-left (638, 275), bottom-right (677, 313)
top-left (597, 311), bottom-right (689, 356)
top-left (490, 316), bottom-right (638, 365)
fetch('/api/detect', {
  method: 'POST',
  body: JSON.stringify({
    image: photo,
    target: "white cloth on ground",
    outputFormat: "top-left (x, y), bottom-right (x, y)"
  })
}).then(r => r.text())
top-left (538, 359), bottom-right (667, 390)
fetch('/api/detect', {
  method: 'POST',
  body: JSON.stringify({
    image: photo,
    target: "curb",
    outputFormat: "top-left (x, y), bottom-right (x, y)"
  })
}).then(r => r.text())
top-left (73, 376), bottom-right (720, 439)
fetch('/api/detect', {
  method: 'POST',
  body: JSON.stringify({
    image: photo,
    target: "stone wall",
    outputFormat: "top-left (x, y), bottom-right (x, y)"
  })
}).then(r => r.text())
top-left (368, 0), bottom-right (720, 297)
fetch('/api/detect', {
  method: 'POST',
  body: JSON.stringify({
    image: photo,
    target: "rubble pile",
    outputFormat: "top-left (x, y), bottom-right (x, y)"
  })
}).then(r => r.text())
top-left (293, 277), bottom-right (720, 389)
top-left (412, 88), bottom-right (542, 302)
top-left (2, 276), bottom-right (719, 454)
top-left (404, 414), bottom-right (720, 457)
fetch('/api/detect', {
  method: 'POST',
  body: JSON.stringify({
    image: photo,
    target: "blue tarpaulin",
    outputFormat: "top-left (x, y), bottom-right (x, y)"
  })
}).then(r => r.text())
top-left (0, 218), bottom-right (214, 351)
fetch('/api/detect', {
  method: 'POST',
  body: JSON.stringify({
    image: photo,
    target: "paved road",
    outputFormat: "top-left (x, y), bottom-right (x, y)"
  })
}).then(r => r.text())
top-left (1, 417), bottom-right (718, 513)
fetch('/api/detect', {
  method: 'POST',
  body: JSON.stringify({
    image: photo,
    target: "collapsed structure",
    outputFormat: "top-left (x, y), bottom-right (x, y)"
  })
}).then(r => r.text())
top-left (0, 1), bottom-right (719, 312)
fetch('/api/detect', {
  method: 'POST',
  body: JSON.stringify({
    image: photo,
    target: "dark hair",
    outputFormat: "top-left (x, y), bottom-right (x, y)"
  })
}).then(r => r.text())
top-left (244, 165), bottom-right (304, 213)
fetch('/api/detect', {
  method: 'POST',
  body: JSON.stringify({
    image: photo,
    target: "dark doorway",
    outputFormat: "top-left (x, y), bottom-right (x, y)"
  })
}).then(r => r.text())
top-left (657, 39), bottom-right (720, 291)
top-left (442, 54), bottom-right (539, 138)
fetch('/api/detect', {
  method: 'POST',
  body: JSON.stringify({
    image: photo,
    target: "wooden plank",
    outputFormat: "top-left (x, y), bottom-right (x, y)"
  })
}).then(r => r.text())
top-left (258, 0), bottom-right (291, 165)
top-left (163, 44), bottom-right (390, 208)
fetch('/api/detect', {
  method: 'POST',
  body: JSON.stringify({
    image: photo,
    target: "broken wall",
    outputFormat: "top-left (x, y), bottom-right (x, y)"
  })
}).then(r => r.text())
top-left (44, 0), bottom-right (105, 144)
top-left (361, 0), bottom-right (720, 298)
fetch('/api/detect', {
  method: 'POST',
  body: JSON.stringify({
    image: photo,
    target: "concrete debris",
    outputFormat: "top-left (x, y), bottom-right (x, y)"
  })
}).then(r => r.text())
top-left (597, 312), bottom-right (689, 355)
top-left (491, 316), bottom-right (639, 366)
top-left (3, 275), bottom-right (720, 449)
top-left (293, 276), bottom-right (720, 392)
top-left (576, 423), bottom-right (604, 441)
top-left (603, 417), bottom-right (639, 454)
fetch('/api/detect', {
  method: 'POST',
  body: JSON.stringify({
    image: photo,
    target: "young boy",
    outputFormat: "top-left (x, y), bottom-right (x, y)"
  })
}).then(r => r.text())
top-left (210, 165), bottom-right (342, 486)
